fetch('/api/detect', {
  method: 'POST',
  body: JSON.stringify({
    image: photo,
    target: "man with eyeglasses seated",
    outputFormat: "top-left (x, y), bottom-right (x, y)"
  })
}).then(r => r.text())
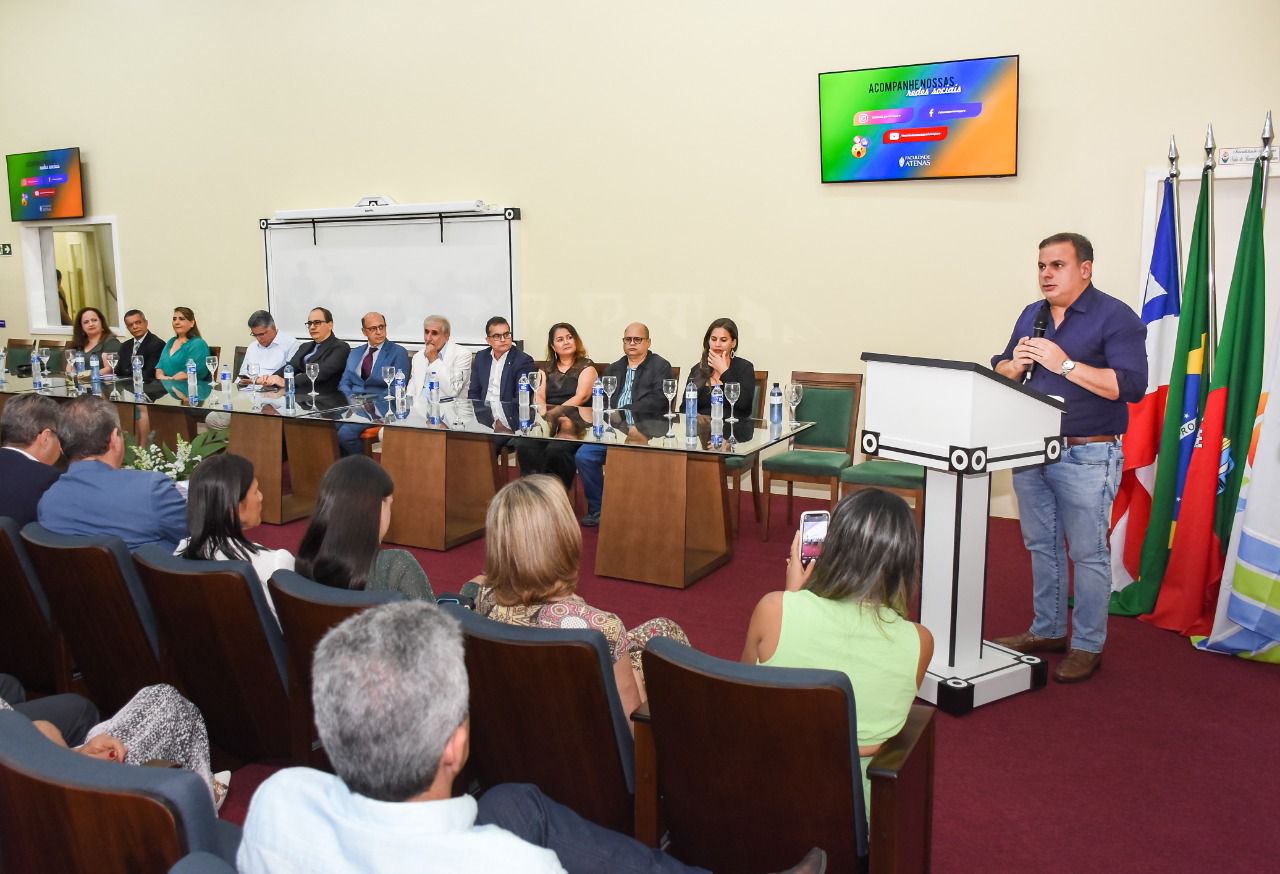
top-left (575, 323), bottom-right (674, 527)
top-left (0, 394), bottom-right (63, 526)
top-left (407, 314), bottom-right (472, 402)
top-left (468, 316), bottom-right (536, 434)
top-left (262, 307), bottom-right (351, 395)
top-left (335, 312), bottom-right (411, 456)
top-left (238, 310), bottom-right (300, 387)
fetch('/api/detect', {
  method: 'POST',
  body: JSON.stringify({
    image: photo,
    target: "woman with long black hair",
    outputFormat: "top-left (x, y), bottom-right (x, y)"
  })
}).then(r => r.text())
top-left (296, 455), bottom-right (434, 600)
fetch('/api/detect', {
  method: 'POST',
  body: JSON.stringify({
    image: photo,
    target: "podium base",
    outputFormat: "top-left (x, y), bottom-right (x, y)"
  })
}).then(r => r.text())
top-left (918, 641), bottom-right (1048, 715)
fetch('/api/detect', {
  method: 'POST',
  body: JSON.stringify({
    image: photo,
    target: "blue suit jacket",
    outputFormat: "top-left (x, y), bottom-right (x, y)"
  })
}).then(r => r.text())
top-left (37, 460), bottom-right (188, 552)
top-left (468, 348), bottom-right (536, 403)
top-left (338, 341), bottom-right (411, 396)
top-left (0, 448), bottom-right (62, 527)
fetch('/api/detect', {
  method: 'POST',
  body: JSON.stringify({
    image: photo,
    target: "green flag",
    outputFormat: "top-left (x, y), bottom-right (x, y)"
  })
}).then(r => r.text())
top-left (1110, 168), bottom-right (1212, 615)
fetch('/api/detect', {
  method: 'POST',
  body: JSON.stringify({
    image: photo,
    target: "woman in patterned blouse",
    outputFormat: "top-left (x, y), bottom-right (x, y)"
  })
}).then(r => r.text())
top-left (473, 475), bottom-right (689, 716)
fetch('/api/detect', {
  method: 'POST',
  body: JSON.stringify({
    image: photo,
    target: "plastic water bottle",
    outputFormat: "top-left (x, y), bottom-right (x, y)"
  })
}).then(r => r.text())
top-left (220, 362), bottom-right (232, 394)
top-left (131, 355), bottom-right (143, 395)
top-left (73, 352), bottom-right (86, 381)
top-left (185, 359), bottom-right (198, 402)
top-left (394, 368), bottom-right (407, 417)
top-left (684, 379), bottom-right (698, 437)
top-left (768, 382), bottom-right (783, 426)
top-left (32, 357), bottom-right (43, 391)
top-left (518, 373), bottom-right (531, 427)
top-left (89, 354), bottom-right (101, 386)
top-left (284, 364), bottom-right (295, 397)
top-left (0, 347), bottom-right (6, 385)
top-left (710, 385), bottom-right (724, 447)
top-left (591, 378), bottom-right (604, 437)
top-left (428, 373), bottom-right (440, 406)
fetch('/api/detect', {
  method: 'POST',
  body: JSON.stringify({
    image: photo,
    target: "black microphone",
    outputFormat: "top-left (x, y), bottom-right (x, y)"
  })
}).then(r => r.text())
top-left (1022, 303), bottom-right (1050, 384)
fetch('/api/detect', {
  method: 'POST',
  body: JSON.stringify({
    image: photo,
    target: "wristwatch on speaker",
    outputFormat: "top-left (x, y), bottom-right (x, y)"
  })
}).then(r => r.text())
top-left (1060, 359), bottom-right (1077, 377)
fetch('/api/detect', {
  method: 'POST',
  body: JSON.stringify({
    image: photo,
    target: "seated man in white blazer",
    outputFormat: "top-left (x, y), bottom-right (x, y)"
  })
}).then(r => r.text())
top-left (407, 314), bottom-right (472, 401)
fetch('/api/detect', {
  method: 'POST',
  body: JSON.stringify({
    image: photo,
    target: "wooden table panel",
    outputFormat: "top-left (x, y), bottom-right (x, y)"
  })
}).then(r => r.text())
top-left (381, 427), bottom-right (493, 550)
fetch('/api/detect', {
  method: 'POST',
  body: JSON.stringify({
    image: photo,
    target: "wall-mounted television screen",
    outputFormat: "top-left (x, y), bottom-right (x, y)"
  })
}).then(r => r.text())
top-left (6, 147), bottom-right (84, 220)
top-left (819, 55), bottom-right (1018, 183)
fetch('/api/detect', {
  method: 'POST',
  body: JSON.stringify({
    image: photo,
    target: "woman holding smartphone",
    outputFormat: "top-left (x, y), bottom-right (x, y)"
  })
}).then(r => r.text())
top-left (740, 488), bottom-right (933, 804)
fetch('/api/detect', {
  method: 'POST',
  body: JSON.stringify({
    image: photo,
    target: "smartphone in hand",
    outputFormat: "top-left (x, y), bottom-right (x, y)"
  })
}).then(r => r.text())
top-left (799, 510), bottom-right (829, 567)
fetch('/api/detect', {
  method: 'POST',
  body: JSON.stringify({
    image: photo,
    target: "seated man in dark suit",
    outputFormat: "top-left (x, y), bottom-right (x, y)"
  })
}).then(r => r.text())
top-left (37, 395), bottom-right (188, 551)
top-left (0, 394), bottom-right (63, 526)
top-left (111, 309), bottom-right (167, 381)
top-left (575, 322), bottom-right (674, 526)
top-left (468, 316), bottom-right (536, 424)
top-left (336, 311), bottom-right (412, 456)
top-left (263, 307), bottom-right (351, 395)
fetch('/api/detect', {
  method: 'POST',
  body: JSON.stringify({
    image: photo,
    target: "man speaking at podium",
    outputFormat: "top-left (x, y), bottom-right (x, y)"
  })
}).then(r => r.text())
top-left (990, 233), bottom-right (1146, 684)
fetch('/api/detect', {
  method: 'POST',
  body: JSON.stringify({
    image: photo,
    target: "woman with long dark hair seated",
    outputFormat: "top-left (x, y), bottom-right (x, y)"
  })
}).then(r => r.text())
top-left (153, 306), bottom-right (211, 381)
top-left (688, 317), bottom-right (754, 419)
top-left (296, 455), bottom-right (434, 600)
top-left (517, 321), bottom-right (598, 488)
top-left (741, 488), bottom-right (934, 803)
top-left (66, 306), bottom-right (122, 379)
top-left (178, 453), bottom-right (294, 618)
top-left (474, 475), bottom-right (689, 714)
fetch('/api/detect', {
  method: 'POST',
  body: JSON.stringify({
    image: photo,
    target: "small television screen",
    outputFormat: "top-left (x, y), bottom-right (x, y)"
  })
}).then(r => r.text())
top-left (6, 147), bottom-right (84, 220)
top-left (819, 55), bottom-right (1018, 183)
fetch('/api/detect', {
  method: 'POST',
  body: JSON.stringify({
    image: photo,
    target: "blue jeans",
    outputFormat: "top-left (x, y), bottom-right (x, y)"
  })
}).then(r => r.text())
top-left (336, 422), bottom-right (367, 457)
top-left (477, 783), bottom-right (707, 874)
top-left (1011, 441), bottom-right (1123, 653)
top-left (576, 444), bottom-right (607, 514)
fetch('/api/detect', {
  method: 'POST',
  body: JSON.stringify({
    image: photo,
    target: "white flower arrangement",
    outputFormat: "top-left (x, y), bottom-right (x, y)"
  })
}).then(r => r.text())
top-left (124, 431), bottom-right (227, 481)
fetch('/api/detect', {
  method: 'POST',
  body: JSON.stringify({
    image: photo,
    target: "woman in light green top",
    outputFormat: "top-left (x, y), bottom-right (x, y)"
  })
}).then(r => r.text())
top-left (741, 489), bottom-right (933, 803)
top-left (154, 306), bottom-right (211, 380)
top-left (296, 455), bottom-right (434, 601)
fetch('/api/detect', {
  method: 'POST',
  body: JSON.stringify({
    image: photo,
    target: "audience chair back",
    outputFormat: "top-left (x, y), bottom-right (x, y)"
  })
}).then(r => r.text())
top-left (0, 710), bottom-right (241, 874)
top-left (20, 523), bottom-right (168, 714)
top-left (641, 637), bottom-right (867, 872)
top-left (445, 604), bottom-right (637, 835)
top-left (133, 547), bottom-right (291, 762)
top-left (267, 570), bottom-right (407, 765)
top-left (0, 517), bottom-right (70, 694)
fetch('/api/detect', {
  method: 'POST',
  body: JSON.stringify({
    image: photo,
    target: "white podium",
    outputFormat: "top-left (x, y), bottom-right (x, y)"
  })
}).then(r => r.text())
top-left (860, 353), bottom-right (1067, 714)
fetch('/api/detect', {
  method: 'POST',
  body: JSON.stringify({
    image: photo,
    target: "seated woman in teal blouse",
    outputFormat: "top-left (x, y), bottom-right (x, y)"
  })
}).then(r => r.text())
top-left (154, 306), bottom-right (211, 380)
top-left (741, 488), bottom-right (934, 805)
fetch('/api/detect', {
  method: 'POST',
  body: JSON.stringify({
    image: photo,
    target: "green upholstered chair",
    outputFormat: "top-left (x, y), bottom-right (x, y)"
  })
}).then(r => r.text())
top-left (4, 338), bottom-right (34, 371)
top-left (760, 371), bottom-right (862, 540)
top-left (723, 369), bottom-right (768, 532)
top-left (840, 460), bottom-right (926, 534)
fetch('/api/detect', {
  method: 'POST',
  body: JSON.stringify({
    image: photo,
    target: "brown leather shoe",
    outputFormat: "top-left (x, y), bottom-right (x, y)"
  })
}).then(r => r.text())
top-left (991, 631), bottom-right (1068, 654)
top-left (1053, 649), bottom-right (1102, 683)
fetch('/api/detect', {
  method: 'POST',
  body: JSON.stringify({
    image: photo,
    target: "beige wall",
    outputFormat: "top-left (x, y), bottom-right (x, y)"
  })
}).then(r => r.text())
top-left (3, 0), bottom-right (1278, 512)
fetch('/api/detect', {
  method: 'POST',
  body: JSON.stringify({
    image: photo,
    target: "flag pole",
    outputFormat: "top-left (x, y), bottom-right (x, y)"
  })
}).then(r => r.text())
top-left (1261, 110), bottom-right (1273, 211)
top-left (1204, 124), bottom-right (1218, 380)
top-left (1169, 135), bottom-right (1182, 293)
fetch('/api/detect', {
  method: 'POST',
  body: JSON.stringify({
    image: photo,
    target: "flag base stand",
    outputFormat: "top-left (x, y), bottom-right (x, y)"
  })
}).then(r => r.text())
top-left (919, 644), bottom-right (1047, 716)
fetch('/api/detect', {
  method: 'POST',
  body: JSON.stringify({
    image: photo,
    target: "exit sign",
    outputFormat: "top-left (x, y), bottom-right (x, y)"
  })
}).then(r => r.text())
top-left (0, 243), bottom-right (12, 256)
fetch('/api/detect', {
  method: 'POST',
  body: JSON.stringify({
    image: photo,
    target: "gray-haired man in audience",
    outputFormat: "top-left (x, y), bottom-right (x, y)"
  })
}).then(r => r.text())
top-left (238, 602), bottom-right (824, 873)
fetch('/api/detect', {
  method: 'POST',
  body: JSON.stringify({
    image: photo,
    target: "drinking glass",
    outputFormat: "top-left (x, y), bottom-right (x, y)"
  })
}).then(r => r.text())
top-left (527, 369), bottom-right (544, 405)
top-left (206, 356), bottom-right (219, 388)
top-left (246, 362), bottom-right (261, 391)
top-left (381, 365), bottom-right (396, 401)
top-left (306, 362), bottom-right (320, 399)
top-left (102, 352), bottom-right (117, 380)
top-left (602, 374), bottom-right (618, 413)
top-left (662, 378), bottom-right (678, 419)
top-left (724, 381), bottom-right (741, 424)
top-left (38, 350), bottom-right (52, 391)
top-left (786, 383), bottom-right (804, 424)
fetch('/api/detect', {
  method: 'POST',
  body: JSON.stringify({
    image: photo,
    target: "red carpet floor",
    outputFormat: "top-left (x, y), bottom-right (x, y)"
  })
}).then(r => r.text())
top-left (233, 491), bottom-right (1277, 872)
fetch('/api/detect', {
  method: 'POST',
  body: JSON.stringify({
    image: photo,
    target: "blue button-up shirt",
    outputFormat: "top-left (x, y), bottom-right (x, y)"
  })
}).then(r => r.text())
top-left (992, 284), bottom-right (1147, 437)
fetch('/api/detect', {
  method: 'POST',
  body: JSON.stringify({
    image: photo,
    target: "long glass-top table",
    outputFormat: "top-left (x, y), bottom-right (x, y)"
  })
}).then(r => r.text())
top-left (318, 395), bottom-right (812, 588)
top-left (1, 375), bottom-right (812, 587)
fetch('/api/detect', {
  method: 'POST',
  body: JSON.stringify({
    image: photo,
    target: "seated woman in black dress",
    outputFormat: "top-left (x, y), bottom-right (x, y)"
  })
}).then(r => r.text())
top-left (516, 322), bottom-right (599, 488)
top-left (688, 317), bottom-right (755, 419)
